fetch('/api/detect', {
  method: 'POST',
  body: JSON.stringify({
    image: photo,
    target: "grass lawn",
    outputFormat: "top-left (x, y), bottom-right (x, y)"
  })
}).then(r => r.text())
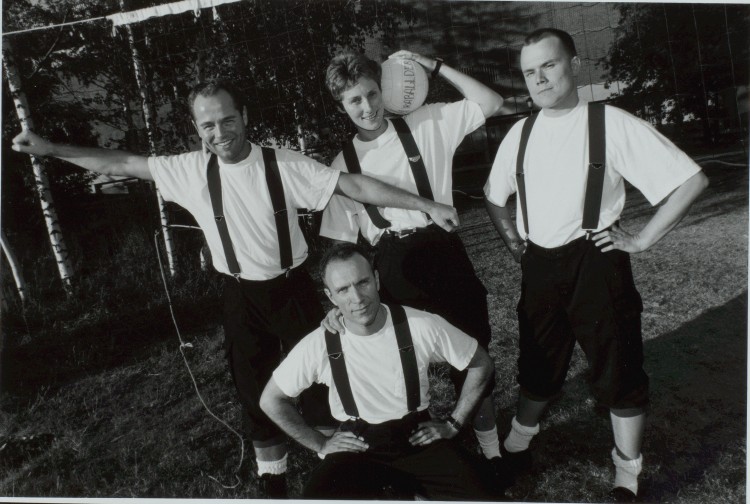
top-left (0, 156), bottom-right (747, 502)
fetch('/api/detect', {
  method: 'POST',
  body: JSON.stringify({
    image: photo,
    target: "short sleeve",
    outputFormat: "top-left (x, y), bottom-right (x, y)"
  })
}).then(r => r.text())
top-left (319, 152), bottom-right (362, 242)
top-left (148, 151), bottom-right (205, 205)
top-left (416, 100), bottom-right (486, 153)
top-left (606, 107), bottom-right (702, 205)
top-left (276, 149), bottom-right (340, 211)
top-left (484, 119), bottom-right (525, 207)
top-left (272, 331), bottom-right (327, 399)
top-left (408, 309), bottom-right (478, 371)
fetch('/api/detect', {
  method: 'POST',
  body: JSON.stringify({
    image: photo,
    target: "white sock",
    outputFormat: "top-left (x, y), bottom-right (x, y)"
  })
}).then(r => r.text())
top-left (611, 447), bottom-right (642, 495)
top-left (503, 416), bottom-right (540, 453)
top-left (256, 454), bottom-right (287, 476)
top-left (474, 427), bottom-right (501, 459)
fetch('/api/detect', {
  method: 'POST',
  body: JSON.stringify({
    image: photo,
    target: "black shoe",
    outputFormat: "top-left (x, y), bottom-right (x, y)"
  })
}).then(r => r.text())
top-left (488, 456), bottom-right (514, 494)
top-left (608, 487), bottom-right (637, 503)
top-left (500, 445), bottom-right (533, 479)
top-left (258, 473), bottom-right (288, 499)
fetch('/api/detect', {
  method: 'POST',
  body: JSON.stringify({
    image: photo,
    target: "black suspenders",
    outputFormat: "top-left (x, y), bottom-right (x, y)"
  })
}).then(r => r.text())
top-left (515, 102), bottom-right (606, 238)
top-left (206, 147), bottom-right (293, 278)
top-left (261, 147), bottom-right (293, 272)
top-left (342, 117), bottom-right (434, 229)
top-left (582, 103), bottom-right (606, 236)
top-left (324, 304), bottom-right (420, 419)
top-left (343, 142), bottom-right (392, 229)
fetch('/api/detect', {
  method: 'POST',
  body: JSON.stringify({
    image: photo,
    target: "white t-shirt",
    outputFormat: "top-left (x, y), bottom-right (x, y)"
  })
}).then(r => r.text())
top-left (320, 100), bottom-right (486, 245)
top-left (272, 305), bottom-right (478, 424)
top-left (149, 143), bottom-right (340, 280)
top-left (484, 101), bottom-right (702, 248)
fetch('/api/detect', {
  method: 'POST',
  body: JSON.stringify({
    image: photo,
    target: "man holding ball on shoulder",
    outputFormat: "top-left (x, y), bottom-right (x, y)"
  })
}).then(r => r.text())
top-left (320, 49), bottom-right (509, 489)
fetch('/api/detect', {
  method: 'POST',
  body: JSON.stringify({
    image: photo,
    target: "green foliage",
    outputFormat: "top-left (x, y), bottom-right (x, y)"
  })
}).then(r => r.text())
top-left (604, 3), bottom-right (749, 133)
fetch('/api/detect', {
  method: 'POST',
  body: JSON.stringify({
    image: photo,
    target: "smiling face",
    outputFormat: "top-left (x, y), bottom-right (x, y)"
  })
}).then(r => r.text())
top-left (323, 253), bottom-right (383, 335)
top-left (339, 77), bottom-right (388, 142)
top-left (520, 35), bottom-right (581, 116)
top-left (191, 89), bottom-right (251, 164)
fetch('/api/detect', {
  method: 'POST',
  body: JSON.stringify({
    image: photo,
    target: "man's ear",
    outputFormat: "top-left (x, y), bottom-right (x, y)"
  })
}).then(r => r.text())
top-left (193, 120), bottom-right (210, 153)
top-left (570, 55), bottom-right (581, 77)
top-left (324, 287), bottom-right (336, 306)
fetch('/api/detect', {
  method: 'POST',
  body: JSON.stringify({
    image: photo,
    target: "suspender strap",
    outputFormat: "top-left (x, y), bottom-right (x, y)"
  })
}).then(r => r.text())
top-left (515, 113), bottom-right (538, 237)
top-left (206, 153), bottom-right (241, 276)
top-left (391, 117), bottom-right (435, 201)
top-left (342, 141), bottom-right (392, 229)
top-left (324, 330), bottom-right (360, 418)
top-left (582, 102), bottom-right (606, 233)
top-left (323, 305), bottom-right (421, 417)
top-left (261, 147), bottom-right (293, 271)
top-left (388, 304), bottom-right (420, 413)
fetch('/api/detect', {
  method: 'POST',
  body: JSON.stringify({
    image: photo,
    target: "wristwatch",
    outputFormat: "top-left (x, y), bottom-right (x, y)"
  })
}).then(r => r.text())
top-left (445, 415), bottom-right (463, 431)
top-left (432, 57), bottom-right (443, 79)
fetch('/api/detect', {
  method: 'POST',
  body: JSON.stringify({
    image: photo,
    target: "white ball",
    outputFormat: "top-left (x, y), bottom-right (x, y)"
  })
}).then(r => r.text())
top-left (380, 58), bottom-right (429, 115)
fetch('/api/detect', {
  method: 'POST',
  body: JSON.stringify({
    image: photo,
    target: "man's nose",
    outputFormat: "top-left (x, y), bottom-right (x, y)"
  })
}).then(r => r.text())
top-left (536, 71), bottom-right (547, 85)
top-left (350, 288), bottom-right (365, 303)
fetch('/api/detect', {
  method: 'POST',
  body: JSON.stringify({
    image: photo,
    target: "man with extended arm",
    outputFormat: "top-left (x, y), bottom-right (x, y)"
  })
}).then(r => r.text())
top-left (11, 79), bottom-right (459, 498)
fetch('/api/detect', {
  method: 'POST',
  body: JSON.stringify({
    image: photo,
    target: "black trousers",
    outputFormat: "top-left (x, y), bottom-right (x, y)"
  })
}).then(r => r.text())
top-left (517, 237), bottom-right (649, 409)
top-left (303, 412), bottom-right (492, 500)
top-left (223, 266), bottom-right (334, 443)
top-left (375, 225), bottom-right (494, 396)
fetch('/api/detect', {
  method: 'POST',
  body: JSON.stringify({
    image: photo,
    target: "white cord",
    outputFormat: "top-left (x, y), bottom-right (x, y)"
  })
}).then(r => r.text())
top-left (153, 228), bottom-right (245, 489)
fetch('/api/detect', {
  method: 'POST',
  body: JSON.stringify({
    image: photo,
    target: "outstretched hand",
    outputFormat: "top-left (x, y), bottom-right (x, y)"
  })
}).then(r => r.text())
top-left (428, 202), bottom-right (460, 232)
top-left (388, 50), bottom-right (437, 73)
top-left (321, 307), bottom-right (344, 334)
top-left (320, 431), bottom-right (369, 455)
top-left (12, 130), bottom-right (53, 157)
top-left (408, 420), bottom-right (458, 446)
top-left (592, 223), bottom-right (645, 253)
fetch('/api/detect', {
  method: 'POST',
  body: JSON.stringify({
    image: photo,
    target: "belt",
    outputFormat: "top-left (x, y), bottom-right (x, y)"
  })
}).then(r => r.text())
top-left (381, 223), bottom-right (441, 240)
top-left (222, 263), bottom-right (303, 286)
top-left (526, 222), bottom-right (618, 259)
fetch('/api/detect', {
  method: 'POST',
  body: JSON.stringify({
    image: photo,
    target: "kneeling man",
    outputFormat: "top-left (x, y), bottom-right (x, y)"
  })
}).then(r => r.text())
top-left (260, 243), bottom-right (495, 500)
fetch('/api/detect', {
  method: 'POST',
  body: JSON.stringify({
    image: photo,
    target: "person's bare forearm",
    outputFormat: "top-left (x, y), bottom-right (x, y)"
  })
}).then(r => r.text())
top-left (260, 382), bottom-right (327, 452)
top-left (50, 144), bottom-right (151, 180)
top-left (485, 198), bottom-right (526, 261)
top-left (388, 51), bottom-right (503, 118)
top-left (635, 171), bottom-right (709, 250)
top-left (336, 173), bottom-right (427, 212)
top-left (593, 171), bottom-right (709, 254)
top-left (336, 173), bottom-right (459, 231)
top-left (12, 130), bottom-right (152, 180)
top-left (450, 348), bottom-right (493, 425)
top-left (435, 63), bottom-right (504, 118)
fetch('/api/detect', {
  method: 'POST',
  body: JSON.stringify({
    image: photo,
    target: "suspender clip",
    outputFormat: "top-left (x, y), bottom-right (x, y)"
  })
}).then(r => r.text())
top-left (274, 208), bottom-right (288, 216)
top-left (215, 215), bottom-right (225, 222)
top-left (585, 230), bottom-right (593, 241)
top-left (233, 273), bottom-right (241, 282)
top-left (399, 344), bottom-right (414, 353)
top-left (285, 267), bottom-right (291, 279)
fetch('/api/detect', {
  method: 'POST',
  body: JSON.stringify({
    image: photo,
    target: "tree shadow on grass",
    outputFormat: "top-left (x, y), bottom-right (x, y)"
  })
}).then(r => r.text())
top-left (507, 292), bottom-right (747, 502)
top-left (640, 291), bottom-right (747, 501)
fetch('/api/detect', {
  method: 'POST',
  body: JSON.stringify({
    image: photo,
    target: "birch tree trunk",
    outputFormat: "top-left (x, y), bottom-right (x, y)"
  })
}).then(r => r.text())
top-left (0, 230), bottom-right (27, 305)
top-left (2, 38), bottom-right (74, 293)
top-left (118, 0), bottom-right (177, 276)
